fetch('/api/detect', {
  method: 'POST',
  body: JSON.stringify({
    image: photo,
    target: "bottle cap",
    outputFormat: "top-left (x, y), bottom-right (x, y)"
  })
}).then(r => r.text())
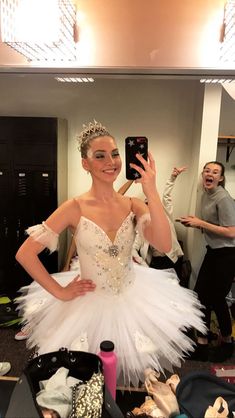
top-left (100, 340), bottom-right (114, 352)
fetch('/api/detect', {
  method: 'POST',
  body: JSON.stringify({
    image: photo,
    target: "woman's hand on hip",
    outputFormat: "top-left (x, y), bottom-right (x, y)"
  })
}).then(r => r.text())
top-left (57, 277), bottom-right (96, 301)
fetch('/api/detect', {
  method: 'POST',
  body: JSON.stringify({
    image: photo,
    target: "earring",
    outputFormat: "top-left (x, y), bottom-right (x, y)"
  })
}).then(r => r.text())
top-left (86, 170), bottom-right (90, 175)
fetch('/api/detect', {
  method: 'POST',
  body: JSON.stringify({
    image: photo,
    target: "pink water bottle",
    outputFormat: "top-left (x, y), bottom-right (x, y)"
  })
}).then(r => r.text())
top-left (98, 340), bottom-right (117, 400)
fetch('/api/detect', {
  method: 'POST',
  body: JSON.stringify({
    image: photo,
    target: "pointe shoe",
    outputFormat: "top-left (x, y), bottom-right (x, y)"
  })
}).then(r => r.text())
top-left (131, 396), bottom-right (165, 417)
top-left (144, 369), bottom-right (180, 418)
top-left (127, 413), bottom-right (152, 418)
top-left (165, 374), bottom-right (180, 394)
top-left (204, 397), bottom-right (229, 418)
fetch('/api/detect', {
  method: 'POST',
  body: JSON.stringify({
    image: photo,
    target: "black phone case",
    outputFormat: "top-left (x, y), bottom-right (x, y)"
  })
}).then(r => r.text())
top-left (125, 136), bottom-right (148, 180)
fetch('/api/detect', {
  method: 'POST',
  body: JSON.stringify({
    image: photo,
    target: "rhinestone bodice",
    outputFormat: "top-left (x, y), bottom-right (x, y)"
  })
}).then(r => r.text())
top-left (74, 212), bottom-right (136, 295)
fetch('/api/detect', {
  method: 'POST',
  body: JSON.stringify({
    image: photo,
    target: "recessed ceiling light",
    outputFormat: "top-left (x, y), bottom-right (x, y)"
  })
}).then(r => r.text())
top-left (200, 78), bottom-right (235, 84)
top-left (55, 77), bottom-right (94, 83)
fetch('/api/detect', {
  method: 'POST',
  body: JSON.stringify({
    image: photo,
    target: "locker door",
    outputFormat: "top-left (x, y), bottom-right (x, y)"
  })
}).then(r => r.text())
top-left (10, 169), bottom-right (58, 297)
top-left (0, 117), bottom-right (58, 298)
top-left (0, 169), bottom-right (12, 294)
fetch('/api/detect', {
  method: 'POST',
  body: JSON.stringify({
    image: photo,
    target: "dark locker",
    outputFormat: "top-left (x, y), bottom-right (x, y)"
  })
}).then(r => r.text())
top-left (0, 117), bottom-right (58, 298)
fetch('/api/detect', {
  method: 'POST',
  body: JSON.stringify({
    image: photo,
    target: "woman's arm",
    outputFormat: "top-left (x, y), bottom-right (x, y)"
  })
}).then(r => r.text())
top-left (15, 199), bottom-right (96, 300)
top-left (177, 193), bottom-right (235, 239)
top-left (130, 152), bottom-right (172, 253)
top-left (177, 215), bottom-right (235, 238)
top-left (162, 166), bottom-right (187, 218)
top-left (138, 194), bottom-right (172, 253)
top-left (16, 237), bottom-right (67, 298)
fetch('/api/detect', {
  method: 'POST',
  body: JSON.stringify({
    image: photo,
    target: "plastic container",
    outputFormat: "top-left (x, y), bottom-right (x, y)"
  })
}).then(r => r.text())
top-left (98, 340), bottom-right (117, 400)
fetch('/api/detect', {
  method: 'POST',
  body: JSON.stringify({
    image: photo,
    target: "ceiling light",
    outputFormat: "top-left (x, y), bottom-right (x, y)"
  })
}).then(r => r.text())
top-left (200, 78), bottom-right (235, 83)
top-left (0, 0), bottom-right (78, 62)
top-left (55, 77), bottom-right (94, 83)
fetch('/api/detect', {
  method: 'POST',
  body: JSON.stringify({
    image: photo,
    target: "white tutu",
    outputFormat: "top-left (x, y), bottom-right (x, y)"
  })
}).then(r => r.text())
top-left (17, 213), bottom-right (206, 386)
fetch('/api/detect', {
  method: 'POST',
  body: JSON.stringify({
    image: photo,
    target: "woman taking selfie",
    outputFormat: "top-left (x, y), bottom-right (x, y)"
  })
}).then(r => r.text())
top-left (16, 121), bottom-right (205, 386)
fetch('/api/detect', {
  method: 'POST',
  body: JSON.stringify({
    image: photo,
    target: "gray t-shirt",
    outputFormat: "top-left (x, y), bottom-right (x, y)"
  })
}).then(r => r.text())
top-left (201, 186), bottom-right (235, 248)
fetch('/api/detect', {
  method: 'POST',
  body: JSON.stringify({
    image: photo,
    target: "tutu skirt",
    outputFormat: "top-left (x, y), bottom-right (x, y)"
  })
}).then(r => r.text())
top-left (16, 264), bottom-right (205, 386)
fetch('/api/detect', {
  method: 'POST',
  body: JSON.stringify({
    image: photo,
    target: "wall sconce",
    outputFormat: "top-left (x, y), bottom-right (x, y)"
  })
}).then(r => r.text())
top-left (0, 0), bottom-right (78, 62)
top-left (219, 0), bottom-right (235, 65)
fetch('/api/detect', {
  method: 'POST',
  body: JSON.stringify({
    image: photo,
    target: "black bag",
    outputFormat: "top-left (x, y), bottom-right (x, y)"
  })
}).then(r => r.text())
top-left (179, 259), bottom-right (192, 288)
top-left (0, 294), bottom-right (21, 327)
top-left (176, 370), bottom-right (235, 418)
top-left (5, 348), bottom-right (124, 418)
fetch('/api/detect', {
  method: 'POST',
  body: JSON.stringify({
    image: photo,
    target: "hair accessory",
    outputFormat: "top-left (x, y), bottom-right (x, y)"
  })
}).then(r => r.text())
top-left (77, 120), bottom-right (111, 156)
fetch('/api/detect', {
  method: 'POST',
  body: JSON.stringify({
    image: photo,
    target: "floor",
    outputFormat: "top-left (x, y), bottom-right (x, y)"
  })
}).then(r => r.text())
top-left (1, 324), bottom-right (235, 415)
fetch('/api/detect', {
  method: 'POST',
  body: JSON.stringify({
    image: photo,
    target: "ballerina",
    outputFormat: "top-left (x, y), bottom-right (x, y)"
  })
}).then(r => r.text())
top-left (16, 120), bottom-right (205, 386)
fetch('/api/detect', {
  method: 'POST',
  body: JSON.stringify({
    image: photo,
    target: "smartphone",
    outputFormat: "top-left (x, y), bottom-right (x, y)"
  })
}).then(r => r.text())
top-left (125, 136), bottom-right (148, 180)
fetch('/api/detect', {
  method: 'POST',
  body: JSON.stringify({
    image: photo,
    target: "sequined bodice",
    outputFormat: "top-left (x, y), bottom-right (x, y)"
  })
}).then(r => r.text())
top-left (74, 212), bottom-right (136, 295)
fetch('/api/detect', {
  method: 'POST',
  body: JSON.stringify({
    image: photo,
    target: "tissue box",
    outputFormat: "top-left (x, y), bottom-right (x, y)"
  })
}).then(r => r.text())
top-left (211, 365), bottom-right (235, 384)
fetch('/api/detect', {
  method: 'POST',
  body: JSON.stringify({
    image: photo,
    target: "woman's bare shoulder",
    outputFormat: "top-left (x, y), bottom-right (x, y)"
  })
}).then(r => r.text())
top-left (45, 197), bottom-right (83, 232)
top-left (69, 192), bottom-right (91, 207)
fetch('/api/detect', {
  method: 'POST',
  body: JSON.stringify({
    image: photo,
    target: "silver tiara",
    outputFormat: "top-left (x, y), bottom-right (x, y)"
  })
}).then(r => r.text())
top-left (77, 120), bottom-right (111, 152)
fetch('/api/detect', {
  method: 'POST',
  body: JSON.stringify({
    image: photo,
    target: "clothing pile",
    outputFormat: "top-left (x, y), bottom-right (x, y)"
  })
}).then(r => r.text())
top-left (36, 366), bottom-right (104, 418)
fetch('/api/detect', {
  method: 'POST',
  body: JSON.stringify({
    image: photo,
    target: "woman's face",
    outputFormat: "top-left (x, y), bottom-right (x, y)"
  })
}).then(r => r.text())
top-left (202, 163), bottom-right (224, 190)
top-left (82, 136), bottom-right (122, 182)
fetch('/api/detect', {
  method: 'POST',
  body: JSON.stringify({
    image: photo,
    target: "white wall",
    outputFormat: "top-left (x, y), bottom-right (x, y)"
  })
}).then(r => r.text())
top-left (188, 84), bottom-right (222, 286)
top-left (66, 79), bottom-right (235, 284)
top-left (217, 88), bottom-right (235, 198)
top-left (66, 79), bottom-right (204, 254)
top-left (67, 79), bottom-right (198, 196)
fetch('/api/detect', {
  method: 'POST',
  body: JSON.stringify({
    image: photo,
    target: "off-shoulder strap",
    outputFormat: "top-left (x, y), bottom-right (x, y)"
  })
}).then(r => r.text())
top-left (26, 222), bottom-right (59, 253)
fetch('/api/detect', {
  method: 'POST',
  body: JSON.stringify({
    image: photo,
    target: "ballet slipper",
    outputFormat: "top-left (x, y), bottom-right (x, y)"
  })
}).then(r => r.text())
top-left (131, 407), bottom-right (143, 415)
top-left (140, 397), bottom-right (165, 417)
top-left (144, 368), bottom-right (161, 380)
top-left (131, 397), bottom-right (165, 417)
top-left (204, 397), bottom-right (229, 418)
top-left (165, 374), bottom-right (180, 394)
top-left (144, 369), bottom-right (180, 418)
top-left (129, 413), bottom-right (154, 418)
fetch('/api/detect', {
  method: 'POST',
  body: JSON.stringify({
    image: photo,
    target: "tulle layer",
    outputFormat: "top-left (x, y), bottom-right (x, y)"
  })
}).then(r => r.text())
top-left (16, 266), bottom-right (205, 386)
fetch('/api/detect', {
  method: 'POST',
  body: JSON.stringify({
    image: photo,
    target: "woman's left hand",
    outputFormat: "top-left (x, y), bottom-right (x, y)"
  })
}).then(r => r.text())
top-left (130, 151), bottom-right (156, 195)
